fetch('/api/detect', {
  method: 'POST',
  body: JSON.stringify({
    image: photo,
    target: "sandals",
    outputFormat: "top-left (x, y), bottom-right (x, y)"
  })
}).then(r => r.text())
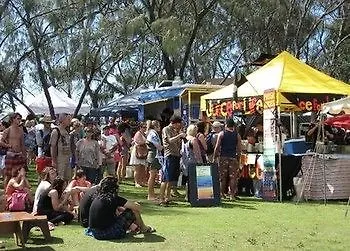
top-left (48, 222), bottom-right (55, 231)
top-left (159, 200), bottom-right (169, 207)
top-left (141, 226), bottom-right (156, 234)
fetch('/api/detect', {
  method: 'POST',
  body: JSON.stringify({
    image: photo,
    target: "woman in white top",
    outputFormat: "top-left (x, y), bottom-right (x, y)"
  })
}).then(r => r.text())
top-left (0, 121), bottom-right (6, 176)
top-left (129, 122), bottom-right (147, 187)
top-left (146, 120), bottom-right (163, 201)
top-left (32, 167), bottom-right (57, 215)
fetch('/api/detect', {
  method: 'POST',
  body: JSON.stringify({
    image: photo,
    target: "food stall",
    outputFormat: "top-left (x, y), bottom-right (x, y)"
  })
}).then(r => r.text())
top-left (95, 83), bottom-right (222, 125)
top-left (301, 97), bottom-right (350, 200)
top-left (200, 51), bottom-right (350, 201)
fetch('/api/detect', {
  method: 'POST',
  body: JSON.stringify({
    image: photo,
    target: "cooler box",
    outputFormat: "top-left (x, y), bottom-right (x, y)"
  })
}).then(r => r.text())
top-left (283, 138), bottom-right (310, 155)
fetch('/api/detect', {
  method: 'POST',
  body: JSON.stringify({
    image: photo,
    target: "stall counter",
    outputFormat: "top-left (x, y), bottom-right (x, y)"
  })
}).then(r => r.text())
top-left (301, 154), bottom-right (350, 200)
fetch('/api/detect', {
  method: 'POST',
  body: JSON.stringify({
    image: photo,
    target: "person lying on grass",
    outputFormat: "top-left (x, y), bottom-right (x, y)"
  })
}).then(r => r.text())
top-left (85, 176), bottom-right (155, 240)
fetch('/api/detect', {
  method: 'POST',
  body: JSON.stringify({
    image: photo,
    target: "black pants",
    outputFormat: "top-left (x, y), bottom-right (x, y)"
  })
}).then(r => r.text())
top-left (40, 209), bottom-right (74, 225)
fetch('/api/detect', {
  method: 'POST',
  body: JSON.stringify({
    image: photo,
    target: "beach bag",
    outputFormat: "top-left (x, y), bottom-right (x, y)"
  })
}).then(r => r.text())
top-left (180, 139), bottom-right (196, 176)
top-left (8, 190), bottom-right (28, 211)
top-left (135, 144), bottom-right (148, 159)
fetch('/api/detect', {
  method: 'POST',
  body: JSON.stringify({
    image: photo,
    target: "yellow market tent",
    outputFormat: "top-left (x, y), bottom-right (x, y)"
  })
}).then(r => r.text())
top-left (200, 84), bottom-right (236, 109)
top-left (201, 51), bottom-right (350, 112)
top-left (237, 51), bottom-right (350, 97)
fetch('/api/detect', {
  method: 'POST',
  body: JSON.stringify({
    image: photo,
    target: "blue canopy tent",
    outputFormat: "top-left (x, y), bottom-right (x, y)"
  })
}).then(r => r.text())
top-left (94, 84), bottom-right (222, 122)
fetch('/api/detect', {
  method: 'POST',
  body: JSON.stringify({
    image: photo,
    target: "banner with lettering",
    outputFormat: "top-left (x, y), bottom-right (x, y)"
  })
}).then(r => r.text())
top-left (262, 90), bottom-right (278, 201)
top-left (205, 96), bottom-right (263, 119)
top-left (280, 93), bottom-right (344, 112)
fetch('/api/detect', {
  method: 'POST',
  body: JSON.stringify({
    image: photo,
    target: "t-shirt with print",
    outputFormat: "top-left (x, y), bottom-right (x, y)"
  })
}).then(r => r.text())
top-left (88, 194), bottom-right (127, 229)
top-left (76, 139), bottom-right (100, 168)
top-left (147, 129), bottom-right (161, 154)
top-left (102, 135), bottom-right (117, 152)
top-left (162, 124), bottom-right (181, 157)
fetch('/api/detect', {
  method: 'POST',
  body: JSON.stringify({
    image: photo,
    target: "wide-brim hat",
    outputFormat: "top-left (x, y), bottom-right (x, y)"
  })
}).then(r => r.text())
top-left (212, 121), bottom-right (223, 128)
top-left (40, 115), bottom-right (55, 123)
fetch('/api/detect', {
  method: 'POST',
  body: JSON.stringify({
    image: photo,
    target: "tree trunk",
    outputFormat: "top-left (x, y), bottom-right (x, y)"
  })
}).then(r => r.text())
top-left (7, 91), bottom-right (35, 116)
top-left (25, 14), bottom-right (55, 118)
top-left (74, 86), bottom-right (88, 117)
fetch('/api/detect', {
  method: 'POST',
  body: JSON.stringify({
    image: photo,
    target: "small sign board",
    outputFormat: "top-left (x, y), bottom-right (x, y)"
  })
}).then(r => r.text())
top-left (188, 163), bottom-right (221, 207)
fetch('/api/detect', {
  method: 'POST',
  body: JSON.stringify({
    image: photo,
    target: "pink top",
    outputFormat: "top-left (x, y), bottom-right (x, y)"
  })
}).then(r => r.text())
top-left (133, 131), bottom-right (147, 145)
top-left (71, 179), bottom-right (91, 188)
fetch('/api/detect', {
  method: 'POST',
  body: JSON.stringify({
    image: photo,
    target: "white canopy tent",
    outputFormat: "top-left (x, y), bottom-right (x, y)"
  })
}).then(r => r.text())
top-left (321, 96), bottom-right (350, 114)
top-left (16, 86), bottom-right (90, 116)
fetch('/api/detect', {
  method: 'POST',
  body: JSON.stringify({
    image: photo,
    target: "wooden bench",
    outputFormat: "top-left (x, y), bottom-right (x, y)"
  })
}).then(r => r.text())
top-left (0, 212), bottom-right (51, 248)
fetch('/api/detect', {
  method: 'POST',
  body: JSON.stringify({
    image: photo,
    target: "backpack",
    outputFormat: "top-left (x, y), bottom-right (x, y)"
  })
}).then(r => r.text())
top-left (8, 190), bottom-right (28, 211)
top-left (24, 129), bottom-right (37, 151)
top-left (39, 128), bottom-right (61, 157)
top-left (180, 139), bottom-right (196, 176)
top-left (206, 132), bottom-right (214, 155)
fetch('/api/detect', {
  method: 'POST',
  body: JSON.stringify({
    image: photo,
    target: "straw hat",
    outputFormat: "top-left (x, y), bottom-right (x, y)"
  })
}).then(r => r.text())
top-left (212, 121), bottom-right (223, 128)
top-left (40, 115), bottom-right (55, 123)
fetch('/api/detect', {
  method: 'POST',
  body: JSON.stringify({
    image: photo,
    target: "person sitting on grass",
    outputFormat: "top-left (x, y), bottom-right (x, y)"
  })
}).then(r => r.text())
top-left (79, 179), bottom-right (136, 233)
top-left (66, 169), bottom-right (92, 207)
top-left (86, 176), bottom-right (155, 240)
top-left (79, 184), bottom-right (99, 228)
top-left (32, 166), bottom-right (57, 215)
top-left (37, 177), bottom-right (74, 225)
top-left (5, 167), bottom-right (33, 211)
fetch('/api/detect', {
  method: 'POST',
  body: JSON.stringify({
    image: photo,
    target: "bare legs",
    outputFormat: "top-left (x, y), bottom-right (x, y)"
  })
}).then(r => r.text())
top-left (147, 169), bottom-right (157, 200)
top-left (117, 155), bottom-right (128, 181)
top-left (134, 164), bottom-right (147, 187)
top-left (159, 181), bottom-right (171, 203)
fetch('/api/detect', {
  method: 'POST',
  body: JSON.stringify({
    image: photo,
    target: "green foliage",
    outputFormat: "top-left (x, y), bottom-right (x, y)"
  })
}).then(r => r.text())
top-left (0, 0), bottom-right (349, 111)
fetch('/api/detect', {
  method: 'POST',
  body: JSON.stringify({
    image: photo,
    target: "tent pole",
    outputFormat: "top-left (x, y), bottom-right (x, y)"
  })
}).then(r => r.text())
top-left (277, 106), bottom-right (283, 202)
top-left (289, 112), bottom-right (293, 138)
top-left (188, 91), bottom-right (191, 123)
top-left (321, 116), bottom-right (327, 205)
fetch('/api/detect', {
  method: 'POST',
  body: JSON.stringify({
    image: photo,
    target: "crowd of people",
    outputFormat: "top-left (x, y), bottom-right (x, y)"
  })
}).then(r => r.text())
top-left (0, 111), bottom-right (247, 241)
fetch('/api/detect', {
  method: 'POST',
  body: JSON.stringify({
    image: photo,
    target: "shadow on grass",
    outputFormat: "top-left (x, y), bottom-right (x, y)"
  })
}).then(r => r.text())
top-left (220, 201), bottom-right (258, 210)
top-left (9, 246), bottom-right (55, 251)
top-left (26, 236), bottom-right (64, 245)
top-left (6, 236), bottom-right (63, 251)
top-left (110, 233), bottom-right (166, 243)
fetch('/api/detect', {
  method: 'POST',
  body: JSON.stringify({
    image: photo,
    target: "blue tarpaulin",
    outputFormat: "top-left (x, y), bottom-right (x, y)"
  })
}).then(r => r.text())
top-left (139, 87), bottom-right (185, 104)
top-left (93, 86), bottom-right (186, 116)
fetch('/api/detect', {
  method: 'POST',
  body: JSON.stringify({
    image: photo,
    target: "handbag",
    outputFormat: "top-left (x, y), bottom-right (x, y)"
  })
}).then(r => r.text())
top-left (135, 144), bottom-right (148, 159)
top-left (8, 190), bottom-right (28, 211)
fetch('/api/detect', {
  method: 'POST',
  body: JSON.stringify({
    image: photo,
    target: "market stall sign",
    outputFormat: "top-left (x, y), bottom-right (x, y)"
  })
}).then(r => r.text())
top-left (281, 93), bottom-right (344, 112)
top-left (205, 96), bottom-right (263, 118)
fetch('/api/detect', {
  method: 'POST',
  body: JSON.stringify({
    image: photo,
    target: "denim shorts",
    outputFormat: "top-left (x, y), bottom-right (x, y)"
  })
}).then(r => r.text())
top-left (162, 155), bottom-right (180, 182)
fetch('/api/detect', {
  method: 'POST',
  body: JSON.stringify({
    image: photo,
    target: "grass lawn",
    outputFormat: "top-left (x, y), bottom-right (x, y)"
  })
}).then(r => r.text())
top-left (1, 167), bottom-right (350, 250)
